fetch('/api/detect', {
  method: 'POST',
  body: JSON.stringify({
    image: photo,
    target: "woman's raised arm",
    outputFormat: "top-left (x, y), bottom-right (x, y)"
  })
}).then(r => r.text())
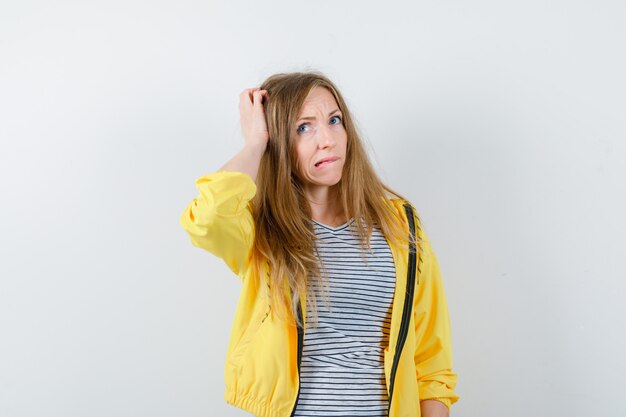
top-left (179, 88), bottom-right (270, 278)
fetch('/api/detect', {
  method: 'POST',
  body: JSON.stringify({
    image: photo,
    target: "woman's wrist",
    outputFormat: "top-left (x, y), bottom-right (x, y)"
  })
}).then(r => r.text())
top-left (420, 399), bottom-right (449, 417)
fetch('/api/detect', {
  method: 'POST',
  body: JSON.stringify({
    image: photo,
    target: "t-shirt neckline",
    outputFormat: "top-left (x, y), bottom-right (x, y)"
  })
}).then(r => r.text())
top-left (312, 217), bottom-right (355, 231)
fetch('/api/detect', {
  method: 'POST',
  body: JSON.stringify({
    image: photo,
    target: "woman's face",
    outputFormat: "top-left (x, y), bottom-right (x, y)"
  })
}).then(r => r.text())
top-left (292, 86), bottom-right (348, 193)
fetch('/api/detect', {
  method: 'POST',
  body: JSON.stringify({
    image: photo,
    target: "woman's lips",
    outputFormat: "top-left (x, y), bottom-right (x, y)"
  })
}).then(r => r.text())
top-left (314, 157), bottom-right (339, 169)
top-left (315, 160), bottom-right (334, 169)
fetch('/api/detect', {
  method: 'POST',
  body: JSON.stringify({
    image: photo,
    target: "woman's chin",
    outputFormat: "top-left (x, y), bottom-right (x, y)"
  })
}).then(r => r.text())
top-left (304, 176), bottom-right (342, 189)
top-left (317, 173), bottom-right (342, 187)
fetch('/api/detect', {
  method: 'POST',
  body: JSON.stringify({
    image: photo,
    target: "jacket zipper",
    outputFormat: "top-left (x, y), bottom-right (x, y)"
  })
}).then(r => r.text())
top-left (289, 301), bottom-right (304, 417)
top-left (387, 204), bottom-right (418, 416)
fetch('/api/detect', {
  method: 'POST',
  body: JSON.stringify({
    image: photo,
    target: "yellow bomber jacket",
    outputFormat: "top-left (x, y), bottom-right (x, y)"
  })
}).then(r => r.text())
top-left (180, 170), bottom-right (459, 417)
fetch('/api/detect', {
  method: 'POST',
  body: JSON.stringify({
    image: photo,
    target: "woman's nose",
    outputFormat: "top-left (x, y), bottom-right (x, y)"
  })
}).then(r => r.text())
top-left (317, 125), bottom-right (336, 148)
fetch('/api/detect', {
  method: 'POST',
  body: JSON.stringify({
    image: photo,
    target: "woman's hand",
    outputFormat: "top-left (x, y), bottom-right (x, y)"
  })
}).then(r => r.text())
top-left (239, 88), bottom-right (270, 151)
top-left (217, 88), bottom-right (270, 182)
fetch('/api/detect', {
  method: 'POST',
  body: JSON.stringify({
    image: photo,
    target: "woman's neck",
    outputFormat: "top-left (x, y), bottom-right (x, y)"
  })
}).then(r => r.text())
top-left (305, 185), bottom-right (348, 227)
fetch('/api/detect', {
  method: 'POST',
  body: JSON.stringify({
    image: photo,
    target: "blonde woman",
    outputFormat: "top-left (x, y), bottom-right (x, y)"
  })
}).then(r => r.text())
top-left (180, 72), bottom-right (459, 417)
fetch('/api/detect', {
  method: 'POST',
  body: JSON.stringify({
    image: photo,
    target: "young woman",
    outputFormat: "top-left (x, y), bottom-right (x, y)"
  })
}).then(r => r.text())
top-left (180, 72), bottom-right (459, 417)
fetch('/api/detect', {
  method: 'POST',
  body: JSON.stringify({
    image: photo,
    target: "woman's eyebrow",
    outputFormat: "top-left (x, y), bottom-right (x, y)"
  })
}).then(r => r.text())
top-left (297, 109), bottom-right (340, 122)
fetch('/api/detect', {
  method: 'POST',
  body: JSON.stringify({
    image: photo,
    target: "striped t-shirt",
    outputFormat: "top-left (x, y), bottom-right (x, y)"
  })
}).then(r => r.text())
top-left (293, 218), bottom-right (397, 417)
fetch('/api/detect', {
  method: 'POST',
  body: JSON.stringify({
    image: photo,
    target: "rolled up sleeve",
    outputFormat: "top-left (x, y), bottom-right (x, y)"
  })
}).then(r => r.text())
top-left (413, 229), bottom-right (460, 409)
top-left (179, 170), bottom-right (256, 278)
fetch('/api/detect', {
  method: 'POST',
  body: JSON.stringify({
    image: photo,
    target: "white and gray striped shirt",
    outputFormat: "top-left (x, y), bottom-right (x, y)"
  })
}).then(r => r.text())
top-left (293, 218), bottom-right (396, 417)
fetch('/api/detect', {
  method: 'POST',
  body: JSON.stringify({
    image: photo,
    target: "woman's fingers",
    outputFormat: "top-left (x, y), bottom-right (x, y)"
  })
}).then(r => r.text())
top-left (239, 88), bottom-right (267, 111)
top-left (240, 87), bottom-right (260, 102)
top-left (252, 89), bottom-right (265, 108)
top-left (238, 87), bottom-right (270, 147)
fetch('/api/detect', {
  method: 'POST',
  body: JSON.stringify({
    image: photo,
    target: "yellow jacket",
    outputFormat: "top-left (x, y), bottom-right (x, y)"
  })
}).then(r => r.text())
top-left (180, 170), bottom-right (459, 417)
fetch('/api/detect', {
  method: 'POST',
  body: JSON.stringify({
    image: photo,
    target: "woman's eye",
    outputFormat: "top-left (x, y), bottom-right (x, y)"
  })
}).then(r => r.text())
top-left (330, 115), bottom-right (342, 125)
top-left (296, 123), bottom-right (310, 134)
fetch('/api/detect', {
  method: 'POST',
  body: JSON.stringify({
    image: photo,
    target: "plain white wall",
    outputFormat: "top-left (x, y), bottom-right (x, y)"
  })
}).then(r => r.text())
top-left (1, 1), bottom-right (625, 416)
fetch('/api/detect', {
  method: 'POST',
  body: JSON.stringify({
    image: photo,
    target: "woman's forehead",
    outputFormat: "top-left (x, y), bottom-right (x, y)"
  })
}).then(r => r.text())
top-left (298, 87), bottom-right (339, 115)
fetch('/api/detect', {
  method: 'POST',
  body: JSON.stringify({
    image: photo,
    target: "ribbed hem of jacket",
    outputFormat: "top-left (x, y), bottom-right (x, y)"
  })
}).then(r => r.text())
top-left (225, 388), bottom-right (292, 417)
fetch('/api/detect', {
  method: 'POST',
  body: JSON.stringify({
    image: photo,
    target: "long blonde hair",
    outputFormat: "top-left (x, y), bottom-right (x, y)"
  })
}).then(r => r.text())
top-left (251, 71), bottom-right (415, 328)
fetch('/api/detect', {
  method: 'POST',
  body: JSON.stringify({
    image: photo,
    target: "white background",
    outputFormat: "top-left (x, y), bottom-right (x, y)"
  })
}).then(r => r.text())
top-left (1, 1), bottom-right (625, 416)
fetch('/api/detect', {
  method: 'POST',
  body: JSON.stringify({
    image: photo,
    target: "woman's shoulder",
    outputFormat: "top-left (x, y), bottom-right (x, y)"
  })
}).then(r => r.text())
top-left (384, 196), bottom-right (426, 240)
top-left (386, 196), bottom-right (418, 216)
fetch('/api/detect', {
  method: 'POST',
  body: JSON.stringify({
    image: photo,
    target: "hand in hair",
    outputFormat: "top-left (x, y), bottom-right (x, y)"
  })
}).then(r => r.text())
top-left (218, 88), bottom-right (270, 182)
top-left (239, 88), bottom-right (270, 150)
